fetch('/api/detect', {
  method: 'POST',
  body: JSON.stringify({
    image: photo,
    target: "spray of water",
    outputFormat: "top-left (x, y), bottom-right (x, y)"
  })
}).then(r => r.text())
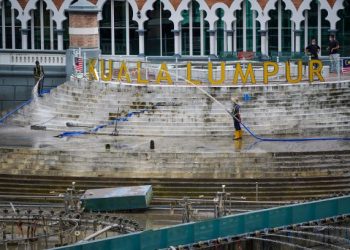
top-left (54, 61), bottom-right (350, 141)
top-left (142, 64), bottom-right (350, 141)
top-left (32, 77), bottom-right (42, 101)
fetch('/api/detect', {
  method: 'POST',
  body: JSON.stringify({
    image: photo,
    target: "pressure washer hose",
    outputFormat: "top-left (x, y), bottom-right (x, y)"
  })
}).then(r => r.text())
top-left (5, 63), bottom-right (346, 142)
top-left (58, 64), bottom-right (350, 141)
top-left (157, 66), bottom-right (350, 142)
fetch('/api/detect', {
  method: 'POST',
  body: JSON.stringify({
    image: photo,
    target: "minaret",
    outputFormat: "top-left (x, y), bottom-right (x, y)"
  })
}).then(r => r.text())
top-left (66, 0), bottom-right (100, 79)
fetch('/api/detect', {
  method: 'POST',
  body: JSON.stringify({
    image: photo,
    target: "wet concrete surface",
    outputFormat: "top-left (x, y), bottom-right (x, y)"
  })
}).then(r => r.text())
top-left (0, 125), bottom-right (349, 153)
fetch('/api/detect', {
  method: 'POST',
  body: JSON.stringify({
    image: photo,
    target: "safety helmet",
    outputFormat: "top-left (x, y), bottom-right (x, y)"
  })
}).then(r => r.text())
top-left (231, 97), bottom-right (239, 104)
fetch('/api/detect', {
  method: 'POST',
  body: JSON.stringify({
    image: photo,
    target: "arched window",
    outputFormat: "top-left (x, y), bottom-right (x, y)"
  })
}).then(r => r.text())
top-left (181, 1), bottom-right (209, 56)
top-left (235, 2), bottom-right (244, 52)
top-left (0, 0), bottom-right (22, 49)
top-left (100, 0), bottom-right (138, 55)
top-left (236, 0), bottom-right (256, 52)
top-left (300, 0), bottom-right (330, 56)
top-left (27, 0), bottom-right (57, 50)
top-left (268, 0), bottom-right (292, 55)
top-left (62, 18), bottom-right (69, 50)
top-left (232, 1), bottom-right (259, 54)
top-left (337, 0), bottom-right (350, 56)
top-left (62, 0), bottom-right (77, 51)
top-left (144, 0), bottom-right (174, 56)
top-left (215, 8), bottom-right (225, 56)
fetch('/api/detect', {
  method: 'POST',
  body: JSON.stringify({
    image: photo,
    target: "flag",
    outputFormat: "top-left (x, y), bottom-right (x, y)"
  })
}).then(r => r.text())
top-left (342, 58), bottom-right (350, 74)
top-left (75, 57), bottom-right (83, 73)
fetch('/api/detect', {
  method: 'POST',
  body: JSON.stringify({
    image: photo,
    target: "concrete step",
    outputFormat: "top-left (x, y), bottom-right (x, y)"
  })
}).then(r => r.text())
top-left (0, 173), bottom-right (348, 201)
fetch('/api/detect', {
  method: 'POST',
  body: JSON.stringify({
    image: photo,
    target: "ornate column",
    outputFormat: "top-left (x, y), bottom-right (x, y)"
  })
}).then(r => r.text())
top-left (208, 30), bottom-right (216, 57)
top-left (137, 29), bottom-right (145, 56)
top-left (259, 30), bottom-right (267, 57)
top-left (20, 28), bottom-right (29, 49)
top-left (66, 0), bottom-right (100, 79)
top-left (294, 29), bottom-right (302, 53)
top-left (57, 29), bottom-right (64, 50)
top-left (226, 30), bottom-right (233, 52)
top-left (329, 29), bottom-right (337, 36)
top-left (172, 29), bottom-right (181, 57)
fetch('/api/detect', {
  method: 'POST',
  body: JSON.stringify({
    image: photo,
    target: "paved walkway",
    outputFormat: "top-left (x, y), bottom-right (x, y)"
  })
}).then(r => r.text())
top-left (0, 125), bottom-right (349, 154)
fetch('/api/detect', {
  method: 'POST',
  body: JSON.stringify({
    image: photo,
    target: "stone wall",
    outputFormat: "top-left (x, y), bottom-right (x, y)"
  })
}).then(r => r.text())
top-left (0, 65), bottom-right (65, 114)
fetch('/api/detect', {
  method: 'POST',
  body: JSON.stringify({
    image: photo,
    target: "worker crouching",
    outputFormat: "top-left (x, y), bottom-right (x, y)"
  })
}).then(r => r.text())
top-left (231, 97), bottom-right (242, 140)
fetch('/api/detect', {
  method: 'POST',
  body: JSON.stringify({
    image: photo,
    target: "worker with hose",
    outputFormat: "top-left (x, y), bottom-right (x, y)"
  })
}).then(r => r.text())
top-left (55, 61), bottom-right (350, 142)
top-left (34, 61), bottom-right (45, 97)
top-left (231, 97), bottom-right (242, 140)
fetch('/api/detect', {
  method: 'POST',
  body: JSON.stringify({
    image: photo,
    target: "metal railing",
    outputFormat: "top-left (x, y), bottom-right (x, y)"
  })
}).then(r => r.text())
top-left (0, 50), bottom-right (66, 66)
top-left (53, 195), bottom-right (350, 250)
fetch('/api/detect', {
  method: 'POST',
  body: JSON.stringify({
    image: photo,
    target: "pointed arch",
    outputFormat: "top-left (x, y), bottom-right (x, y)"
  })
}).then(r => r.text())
top-left (137, 0), bottom-right (177, 29)
top-left (248, 0), bottom-right (278, 29)
top-left (227, 0), bottom-right (244, 24)
top-left (51, 0), bottom-right (75, 29)
top-left (210, 0), bottom-right (243, 29)
top-left (143, 0), bottom-right (174, 56)
top-left (283, 0), bottom-right (312, 29)
top-left (96, 0), bottom-right (139, 23)
top-left (196, 1), bottom-right (220, 30)
top-left (167, 0), bottom-right (191, 30)
top-left (210, 3), bottom-right (230, 28)
top-left (318, 0), bottom-right (344, 30)
top-left (8, 0), bottom-right (26, 28)
top-left (9, 0), bottom-right (64, 29)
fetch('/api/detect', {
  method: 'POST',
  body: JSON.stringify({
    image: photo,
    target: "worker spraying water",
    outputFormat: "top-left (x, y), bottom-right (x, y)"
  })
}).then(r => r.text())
top-left (231, 97), bottom-right (242, 140)
top-left (55, 59), bottom-right (350, 142)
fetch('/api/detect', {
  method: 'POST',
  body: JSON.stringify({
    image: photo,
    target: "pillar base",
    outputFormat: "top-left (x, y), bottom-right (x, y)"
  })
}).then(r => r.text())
top-left (66, 48), bottom-right (100, 80)
top-left (259, 30), bottom-right (267, 36)
top-left (260, 54), bottom-right (270, 61)
top-left (138, 53), bottom-right (145, 57)
top-left (20, 29), bottom-right (29, 50)
top-left (294, 29), bottom-right (303, 35)
top-left (328, 29), bottom-right (337, 35)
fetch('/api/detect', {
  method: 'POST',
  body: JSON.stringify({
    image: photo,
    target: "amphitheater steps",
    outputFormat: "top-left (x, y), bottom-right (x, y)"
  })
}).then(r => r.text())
top-left (1, 81), bottom-right (350, 208)
top-left (0, 174), bottom-right (348, 205)
top-left (5, 80), bottom-right (350, 137)
top-left (0, 148), bottom-right (349, 179)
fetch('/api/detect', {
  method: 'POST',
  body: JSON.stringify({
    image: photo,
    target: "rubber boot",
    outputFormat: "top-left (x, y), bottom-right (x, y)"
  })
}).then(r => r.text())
top-left (239, 130), bottom-right (243, 139)
top-left (234, 139), bottom-right (242, 151)
top-left (234, 130), bottom-right (242, 140)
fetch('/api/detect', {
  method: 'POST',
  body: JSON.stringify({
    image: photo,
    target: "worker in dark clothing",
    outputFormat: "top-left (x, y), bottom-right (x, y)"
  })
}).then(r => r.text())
top-left (231, 97), bottom-right (242, 140)
top-left (327, 34), bottom-right (340, 73)
top-left (305, 38), bottom-right (320, 60)
top-left (34, 61), bottom-right (44, 96)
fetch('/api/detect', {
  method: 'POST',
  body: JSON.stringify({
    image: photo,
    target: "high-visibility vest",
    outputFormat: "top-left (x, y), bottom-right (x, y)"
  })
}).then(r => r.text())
top-left (34, 66), bottom-right (44, 78)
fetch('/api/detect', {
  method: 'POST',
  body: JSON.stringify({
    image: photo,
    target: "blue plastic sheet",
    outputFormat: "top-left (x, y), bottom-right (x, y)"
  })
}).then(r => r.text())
top-left (57, 109), bottom-right (149, 138)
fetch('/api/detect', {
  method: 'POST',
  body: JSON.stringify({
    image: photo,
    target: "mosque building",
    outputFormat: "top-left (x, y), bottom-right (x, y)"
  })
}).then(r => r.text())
top-left (0, 0), bottom-right (349, 57)
top-left (0, 0), bottom-right (349, 112)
